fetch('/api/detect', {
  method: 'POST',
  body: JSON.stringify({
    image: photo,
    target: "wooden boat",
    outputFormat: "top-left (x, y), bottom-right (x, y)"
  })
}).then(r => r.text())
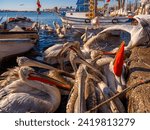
top-left (0, 17), bottom-right (39, 63)
top-left (0, 39), bottom-right (35, 60)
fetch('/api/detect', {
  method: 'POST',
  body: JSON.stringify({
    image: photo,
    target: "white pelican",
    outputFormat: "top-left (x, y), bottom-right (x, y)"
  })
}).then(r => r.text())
top-left (66, 64), bottom-right (97, 113)
top-left (43, 43), bottom-right (74, 70)
top-left (81, 27), bottom-right (93, 43)
top-left (107, 42), bottom-right (126, 93)
top-left (43, 44), bottom-right (64, 65)
top-left (53, 21), bottom-right (66, 38)
top-left (17, 56), bottom-right (75, 90)
top-left (0, 66), bottom-right (61, 113)
top-left (91, 16), bottom-right (100, 29)
top-left (0, 67), bottom-right (19, 88)
top-left (58, 42), bottom-right (107, 82)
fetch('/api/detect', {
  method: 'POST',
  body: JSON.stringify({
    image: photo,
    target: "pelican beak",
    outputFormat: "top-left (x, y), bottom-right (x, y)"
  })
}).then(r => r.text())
top-left (76, 57), bottom-right (106, 82)
top-left (78, 79), bottom-right (86, 113)
top-left (58, 42), bottom-right (80, 56)
top-left (69, 46), bottom-right (85, 60)
top-left (28, 73), bottom-right (71, 90)
top-left (113, 41), bottom-right (125, 77)
top-left (57, 42), bottom-right (72, 56)
top-left (17, 57), bottom-right (75, 79)
top-left (77, 66), bottom-right (87, 113)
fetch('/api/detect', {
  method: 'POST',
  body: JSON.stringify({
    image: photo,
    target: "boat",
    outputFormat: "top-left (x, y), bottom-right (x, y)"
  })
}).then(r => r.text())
top-left (57, 0), bottom-right (134, 29)
top-left (0, 17), bottom-right (39, 63)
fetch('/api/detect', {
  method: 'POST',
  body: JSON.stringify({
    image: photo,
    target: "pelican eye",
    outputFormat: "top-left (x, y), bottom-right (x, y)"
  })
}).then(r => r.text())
top-left (17, 57), bottom-right (29, 66)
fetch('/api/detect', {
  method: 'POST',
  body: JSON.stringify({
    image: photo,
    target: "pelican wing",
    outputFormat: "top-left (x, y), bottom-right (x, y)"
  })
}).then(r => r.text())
top-left (44, 44), bottom-right (63, 56)
top-left (99, 25), bottom-right (133, 35)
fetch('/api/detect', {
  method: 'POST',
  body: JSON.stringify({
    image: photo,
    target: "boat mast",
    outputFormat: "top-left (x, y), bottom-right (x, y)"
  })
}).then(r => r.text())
top-left (122, 0), bottom-right (125, 9)
top-left (134, 0), bottom-right (138, 12)
top-left (95, 0), bottom-right (98, 15)
top-left (118, 0), bottom-right (121, 9)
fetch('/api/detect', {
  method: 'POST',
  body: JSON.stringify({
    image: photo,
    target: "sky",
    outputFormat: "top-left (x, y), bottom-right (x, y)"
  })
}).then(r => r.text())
top-left (0, 0), bottom-right (76, 11)
top-left (0, 0), bottom-right (135, 11)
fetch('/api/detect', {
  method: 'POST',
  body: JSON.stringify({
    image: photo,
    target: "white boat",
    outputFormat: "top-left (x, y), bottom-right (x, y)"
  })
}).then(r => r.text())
top-left (0, 39), bottom-right (35, 61)
top-left (58, 0), bottom-right (133, 28)
top-left (0, 17), bottom-right (39, 63)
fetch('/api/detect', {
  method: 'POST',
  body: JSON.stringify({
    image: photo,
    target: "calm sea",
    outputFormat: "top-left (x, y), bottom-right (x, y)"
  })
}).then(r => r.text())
top-left (0, 11), bottom-right (61, 26)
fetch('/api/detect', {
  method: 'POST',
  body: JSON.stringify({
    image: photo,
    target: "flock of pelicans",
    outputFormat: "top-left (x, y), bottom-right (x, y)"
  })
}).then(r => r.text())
top-left (0, 15), bottom-right (150, 113)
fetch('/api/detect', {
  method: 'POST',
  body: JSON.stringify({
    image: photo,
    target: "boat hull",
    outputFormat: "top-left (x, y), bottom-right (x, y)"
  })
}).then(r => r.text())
top-left (0, 31), bottom-right (39, 40)
top-left (0, 39), bottom-right (34, 61)
top-left (61, 16), bottom-right (131, 25)
top-left (60, 12), bottom-right (132, 28)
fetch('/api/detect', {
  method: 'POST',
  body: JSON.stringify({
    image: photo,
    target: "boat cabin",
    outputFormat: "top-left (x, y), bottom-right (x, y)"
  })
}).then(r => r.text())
top-left (76, 0), bottom-right (90, 12)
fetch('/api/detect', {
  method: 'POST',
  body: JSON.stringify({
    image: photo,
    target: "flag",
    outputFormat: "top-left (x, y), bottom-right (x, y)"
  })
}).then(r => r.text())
top-left (37, 0), bottom-right (41, 14)
top-left (113, 41), bottom-right (125, 77)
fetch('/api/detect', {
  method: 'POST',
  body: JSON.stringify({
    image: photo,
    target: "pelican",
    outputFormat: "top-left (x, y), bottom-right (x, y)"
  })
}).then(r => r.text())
top-left (84, 66), bottom-right (125, 113)
top-left (43, 43), bottom-right (75, 70)
top-left (0, 67), bottom-right (19, 88)
top-left (58, 42), bottom-right (107, 82)
top-left (58, 41), bottom-right (114, 63)
top-left (43, 44), bottom-right (65, 66)
top-left (97, 80), bottom-right (126, 113)
top-left (53, 21), bottom-right (66, 38)
top-left (99, 15), bottom-right (150, 51)
top-left (145, 3), bottom-right (150, 14)
top-left (66, 64), bottom-right (125, 113)
top-left (105, 42), bottom-right (126, 93)
top-left (45, 24), bottom-right (54, 32)
top-left (53, 21), bottom-right (61, 34)
top-left (40, 24), bottom-right (54, 32)
top-left (0, 54), bottom-right (74, 90)
top-left (17, 56), bottom-right (74, 91)
top-left (141, 0), bottom-right (150, 14)
top-left (66, 64), bottom-right (97, 113)
top-left (91, 16), bottom-right (100, 29)
top-left (58, 24), bottom-right (67, 38)
top-left (91, 42), bottom-right (126, 94)
top-left (61, 24), bottom-right (67, 35)
top-left (0, 66), bottom-right (61, 113)
top-left (81, 27), bottom-right (93, 43)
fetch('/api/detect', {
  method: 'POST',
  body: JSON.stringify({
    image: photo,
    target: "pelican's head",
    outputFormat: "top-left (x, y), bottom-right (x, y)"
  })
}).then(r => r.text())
top-left (19, 66), bottom-right (71, 90)
top-left (58, 41), bottom-right (80, 56)
top-left (19, 66), bottom-right (35, 80)
top-left (17, 56), bottom-right (30, 66)
top-left (17, 56), bottom-right (43, 68)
